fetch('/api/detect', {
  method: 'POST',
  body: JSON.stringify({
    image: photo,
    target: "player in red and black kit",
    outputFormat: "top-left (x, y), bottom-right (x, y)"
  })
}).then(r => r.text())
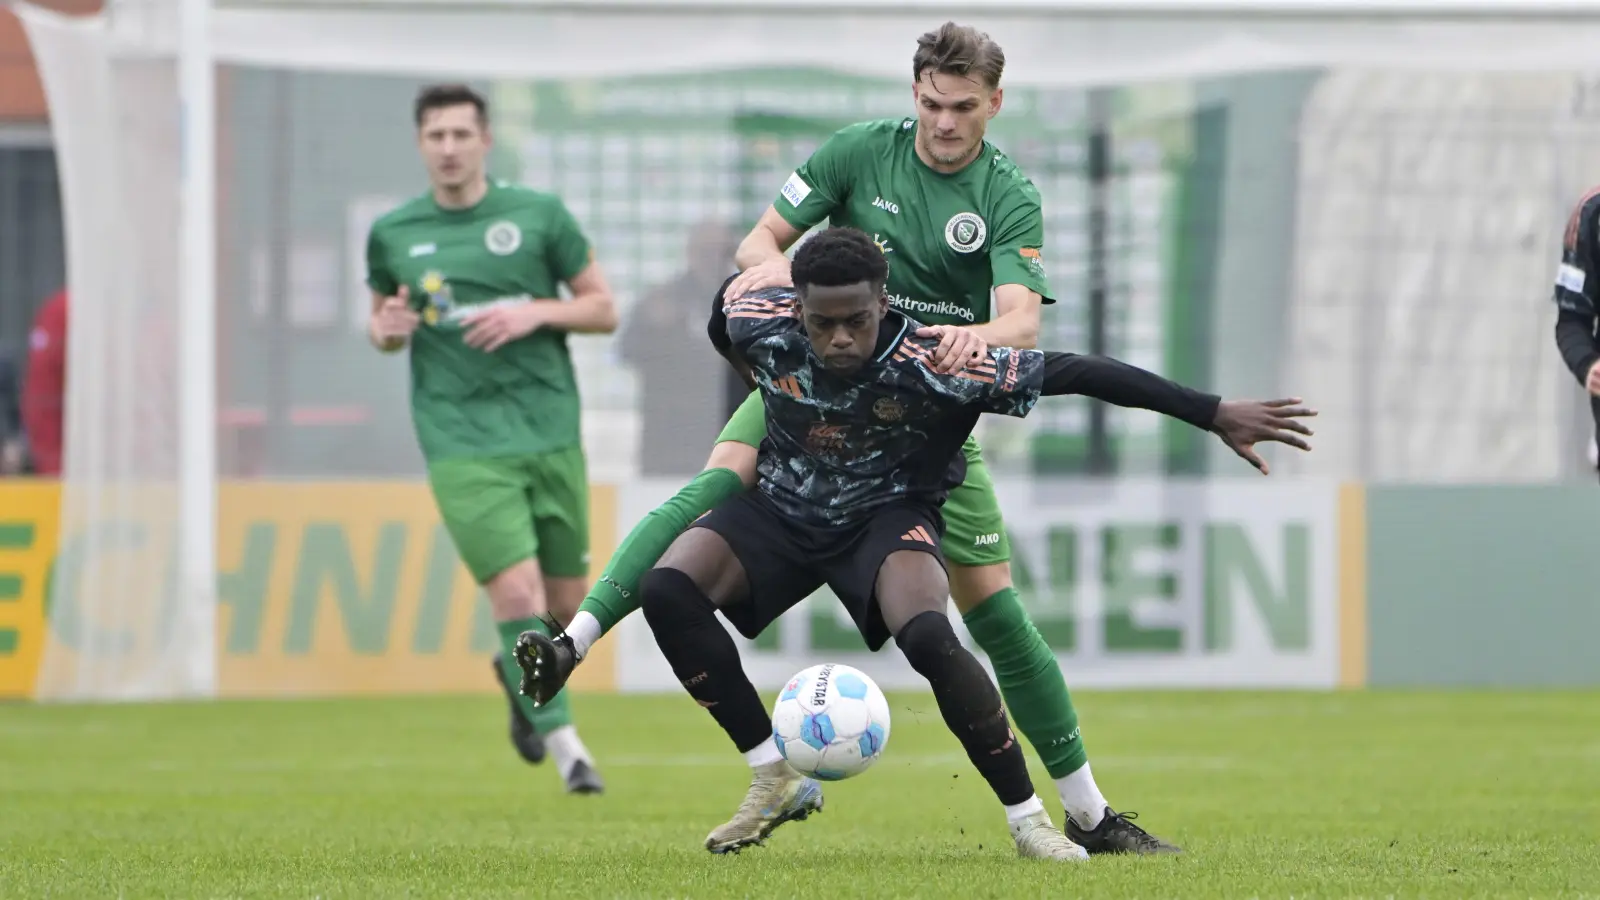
top-left (1553, 189), bottom-right (1600, 476)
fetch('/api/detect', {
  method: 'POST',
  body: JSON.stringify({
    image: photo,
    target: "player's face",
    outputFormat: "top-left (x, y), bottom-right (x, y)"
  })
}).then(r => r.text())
top-left (798, 281), bottom-right (889, 375)
top-left (417, 103), bottom-right (490, 191)
top-left (912, 71), bottom-right (1002, 169)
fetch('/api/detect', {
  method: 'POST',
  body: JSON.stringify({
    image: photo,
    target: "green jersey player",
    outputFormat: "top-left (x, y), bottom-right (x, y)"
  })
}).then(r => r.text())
top-left (519, 25), bottom-right (1180, 852)
top-left (366, 84), bottom-right (614, 794)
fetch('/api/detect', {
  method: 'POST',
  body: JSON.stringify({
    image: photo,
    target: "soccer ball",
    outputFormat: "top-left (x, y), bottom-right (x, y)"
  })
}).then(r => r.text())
top-left (771, 663), bottom-right (891, 781)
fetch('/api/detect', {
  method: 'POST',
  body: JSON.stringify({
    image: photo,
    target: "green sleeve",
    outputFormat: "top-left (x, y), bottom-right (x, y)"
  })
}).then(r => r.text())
top-left (988, 180), bottom-right (1055, 304)
top-left (365, 225), bottom-right (397, 296)
top-left (544, 195), bottom-right (594, 283)
top-left (772, 125), bottom-right (861, 231)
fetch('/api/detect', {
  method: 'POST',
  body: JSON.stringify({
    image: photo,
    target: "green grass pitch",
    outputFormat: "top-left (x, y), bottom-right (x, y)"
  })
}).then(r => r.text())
top-left (3, 690), bottom-right (1598, 898)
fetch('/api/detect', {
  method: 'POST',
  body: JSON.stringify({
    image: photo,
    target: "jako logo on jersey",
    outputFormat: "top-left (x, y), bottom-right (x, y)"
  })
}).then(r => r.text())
top-left (408, 242), bottom-right (436, 257)
top-left (945, 212), bottom-right (987, 254)
top-left (873, 196), bottom-right (900, 215)
top-left (484, 221), bottom-right (522, 255)
top-left (888, 294), bottom-right (976, 322)
top-left (974, 533), bottom-right (1001, 546)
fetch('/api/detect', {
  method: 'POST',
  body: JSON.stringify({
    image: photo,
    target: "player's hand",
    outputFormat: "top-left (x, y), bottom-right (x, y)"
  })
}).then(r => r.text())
top-left (916, 325), bottom-right (988, 374)
top-left (1585, 360), bottom-right (1600, 396)
top-left (371, 286), bottom-right (420, 350)
top-left (1210, 397), bottom-right (1317, 475)
top-left (461, 302), bottom-right (546, 353)
top-left (723, 257), bottom-right (793, 303)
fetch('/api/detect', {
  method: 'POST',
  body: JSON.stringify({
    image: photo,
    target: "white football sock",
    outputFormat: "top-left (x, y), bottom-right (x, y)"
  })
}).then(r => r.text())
top-left (565, 611), bottom-right (602, 660)
top-left (1004, 794), bottom-right (1047, 827)
top-left (1055, 762), bottom-right (1109, 829)
top-left (743, 736), bottom-right (784, 769)
top-left (545, 725), bottom-right (592, 780)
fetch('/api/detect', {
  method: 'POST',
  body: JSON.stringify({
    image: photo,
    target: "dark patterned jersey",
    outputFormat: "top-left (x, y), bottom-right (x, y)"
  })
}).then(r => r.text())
top-left (721, 287), bottom-right (1046, 526)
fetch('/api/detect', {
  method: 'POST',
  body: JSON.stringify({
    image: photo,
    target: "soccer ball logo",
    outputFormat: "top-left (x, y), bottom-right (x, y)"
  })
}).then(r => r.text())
top-left (771, 663), bottom-right (891, 781)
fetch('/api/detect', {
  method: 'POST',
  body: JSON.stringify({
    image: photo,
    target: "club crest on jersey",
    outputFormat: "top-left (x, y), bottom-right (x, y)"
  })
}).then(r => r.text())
top-left (944, 212), bottom-right (987, 254)
top-left (872, 397), bottom-right (905, 423)
top-left (484, 220), bottom-right (522, 256)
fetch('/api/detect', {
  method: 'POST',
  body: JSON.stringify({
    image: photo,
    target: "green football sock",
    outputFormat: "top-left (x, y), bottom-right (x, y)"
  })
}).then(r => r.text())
top-left (575, 467), bottom-right (747, 635)
top-left (498, 618), bottom-right (572, 734)
top-left (962, 587), bottom-right (1088, 779)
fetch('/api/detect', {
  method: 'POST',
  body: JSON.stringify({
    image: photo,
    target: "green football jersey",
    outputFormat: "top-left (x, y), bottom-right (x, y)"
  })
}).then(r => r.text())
top-left (773, 117), bottom-right (1053, 326)
top-left (365, 181), bottom-right (592, 461)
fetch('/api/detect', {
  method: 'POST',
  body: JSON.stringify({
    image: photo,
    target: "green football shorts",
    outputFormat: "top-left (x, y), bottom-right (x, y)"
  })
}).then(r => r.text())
top-left (714, 390), bottom-right (1011, 567)
top-left (427, 445), bottom-right (591, 584)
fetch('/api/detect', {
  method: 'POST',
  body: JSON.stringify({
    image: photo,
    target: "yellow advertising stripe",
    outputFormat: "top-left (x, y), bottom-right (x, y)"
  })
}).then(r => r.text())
top-left (0, 480), bottom-right (59, 700)
top-left (566, 483), bottom-right (616, 694)
top-left (1337, 483), bottom-right (1368, 689)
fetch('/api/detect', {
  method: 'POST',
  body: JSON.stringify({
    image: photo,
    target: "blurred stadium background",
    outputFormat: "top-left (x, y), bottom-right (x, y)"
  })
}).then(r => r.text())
top-left (1, 1), bottom-right (1598, 895)
top-left (5, 0), bottom-right (1600, 698)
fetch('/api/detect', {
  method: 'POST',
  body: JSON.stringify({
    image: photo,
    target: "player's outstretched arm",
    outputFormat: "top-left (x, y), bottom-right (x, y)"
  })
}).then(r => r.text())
top-left (1036, 351), bottom-right (1316, 475)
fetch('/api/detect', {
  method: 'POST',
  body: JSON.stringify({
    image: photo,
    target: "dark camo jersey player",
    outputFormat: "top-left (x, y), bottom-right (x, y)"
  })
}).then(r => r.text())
top-left (629, 227), bottom-right (1317, 856)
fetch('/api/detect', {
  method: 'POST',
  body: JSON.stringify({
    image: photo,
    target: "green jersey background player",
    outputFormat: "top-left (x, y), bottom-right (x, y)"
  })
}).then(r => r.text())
top-left (521, 25), bottom-right (1176, 852)
top-left (366, 84), bottom-right (616, 794)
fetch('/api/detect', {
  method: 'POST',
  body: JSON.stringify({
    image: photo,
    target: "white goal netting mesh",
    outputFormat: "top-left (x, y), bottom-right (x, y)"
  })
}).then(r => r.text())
top-left (20, 1), bottom-right (1600, 698)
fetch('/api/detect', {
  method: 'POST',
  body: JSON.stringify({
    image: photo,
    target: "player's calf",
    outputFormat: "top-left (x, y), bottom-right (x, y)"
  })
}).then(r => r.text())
top-left (895, 610), bottom-right (1087, 862)
top-left (638, 566), bottom-right (825, 852)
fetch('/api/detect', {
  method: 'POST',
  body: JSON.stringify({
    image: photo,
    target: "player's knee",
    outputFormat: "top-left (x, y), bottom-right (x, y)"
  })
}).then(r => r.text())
top-left (639, 567), bottom-right (714, 631)
top-left (894, 610), bottom-right (963, 676)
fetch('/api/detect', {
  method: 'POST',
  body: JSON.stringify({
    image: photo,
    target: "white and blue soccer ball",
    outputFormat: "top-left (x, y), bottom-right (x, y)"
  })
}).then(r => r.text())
top-left (771, 663), bottom-right (891, 781)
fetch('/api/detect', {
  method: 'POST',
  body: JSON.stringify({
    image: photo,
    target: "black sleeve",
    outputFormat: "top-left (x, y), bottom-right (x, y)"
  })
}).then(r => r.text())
top-left (705, 273), bottom-right (738, 360)
top-left (1554, 190), bottom-right (1600, 383)
top-left (1040, 351), bottom-right (1221, 431)
top-left (1556, 309), bottom-right (1600, 383)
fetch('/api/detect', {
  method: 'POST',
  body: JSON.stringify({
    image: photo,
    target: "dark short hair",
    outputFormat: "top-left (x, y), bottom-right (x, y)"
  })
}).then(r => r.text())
top-left (413, 83), bottom-right (488, 128)
top-left (791, 227), bottom-right (889, 291)
top-left (913, 22), bottom-right (1006, 90)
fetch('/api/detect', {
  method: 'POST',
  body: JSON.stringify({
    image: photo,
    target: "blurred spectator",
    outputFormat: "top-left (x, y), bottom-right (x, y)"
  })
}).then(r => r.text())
top-left (22, 288), bottom-right (67, 476)
top-left (620, 222), bottom-right (745, 476)
top-left (0, 353), bottom-right (22, 474)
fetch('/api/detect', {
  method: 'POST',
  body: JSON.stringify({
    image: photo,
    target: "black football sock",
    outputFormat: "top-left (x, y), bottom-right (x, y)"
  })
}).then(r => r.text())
top-left (896, 610), bottom-right (1036, 807)
top-left (639, 567), bottom-right (772, 755)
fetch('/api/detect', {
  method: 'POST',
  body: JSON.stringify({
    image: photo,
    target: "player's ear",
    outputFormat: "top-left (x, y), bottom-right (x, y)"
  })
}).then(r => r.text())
top-left (988, 87), bottom-right (1003, 118)
top-left (876, 286), bottom-right (889, 317)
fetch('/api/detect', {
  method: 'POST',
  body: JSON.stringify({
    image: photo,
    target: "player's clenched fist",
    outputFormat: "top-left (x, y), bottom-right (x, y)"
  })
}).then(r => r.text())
top-left (370, 285), bottom-right (420, 352)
